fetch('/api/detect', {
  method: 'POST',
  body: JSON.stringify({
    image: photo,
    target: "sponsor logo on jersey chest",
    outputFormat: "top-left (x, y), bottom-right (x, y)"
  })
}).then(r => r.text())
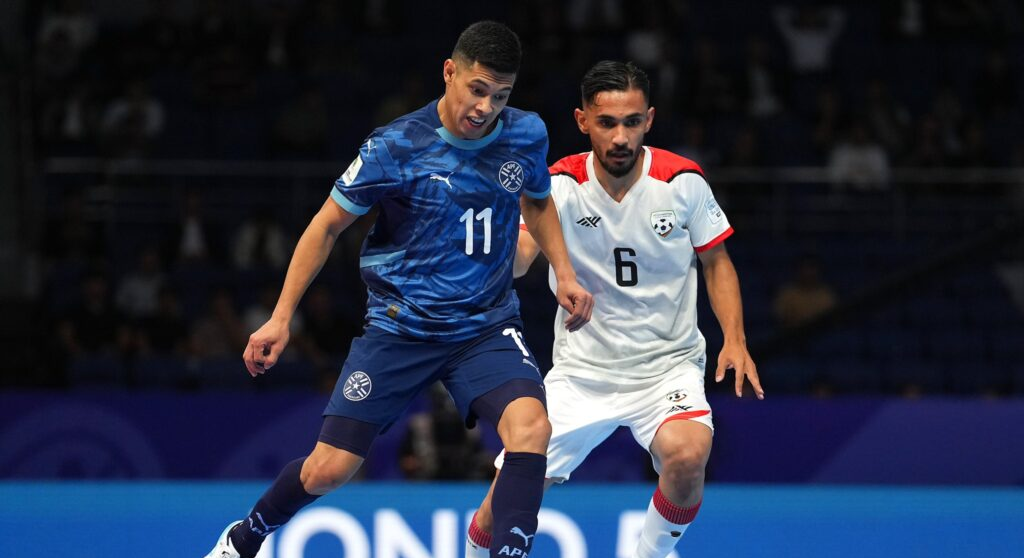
top-left (498, 161), bottom-right (525, 192)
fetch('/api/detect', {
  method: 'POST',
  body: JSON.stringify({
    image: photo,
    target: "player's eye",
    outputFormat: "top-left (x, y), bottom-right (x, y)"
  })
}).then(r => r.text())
top-left (625, 118), bottom-right (643, 127)
top-left (493, 94), bottom-right (508, 102)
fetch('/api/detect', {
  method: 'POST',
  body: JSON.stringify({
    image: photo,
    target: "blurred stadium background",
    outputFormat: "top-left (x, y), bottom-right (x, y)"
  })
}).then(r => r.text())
top-left (0, 0), bottom-right (1022, 556)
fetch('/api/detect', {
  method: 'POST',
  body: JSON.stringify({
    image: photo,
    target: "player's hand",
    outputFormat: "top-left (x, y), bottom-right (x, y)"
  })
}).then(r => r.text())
top-left (243, 318), bottom-right (291, 377)
top-left (556, 277), bottom-right (594, 332)
top-left (715, 341), bottom-right (764, 399)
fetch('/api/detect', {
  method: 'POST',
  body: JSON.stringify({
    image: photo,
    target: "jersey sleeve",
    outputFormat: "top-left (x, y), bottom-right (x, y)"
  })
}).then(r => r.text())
top-left (521, 115), bottom-right (551, 200)
top-left (330, 135), bottom-right (400, 215)
top-left (680, 173), bottom-right (733, 252)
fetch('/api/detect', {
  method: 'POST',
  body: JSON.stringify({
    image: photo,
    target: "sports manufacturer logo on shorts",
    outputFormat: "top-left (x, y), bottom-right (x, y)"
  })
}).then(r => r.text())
top-left (651, 210), bottom-right (676, 238)
top-left (498, 161), bottom-right (525, 192)
top-left (343, 371), bottom-right (372, 401)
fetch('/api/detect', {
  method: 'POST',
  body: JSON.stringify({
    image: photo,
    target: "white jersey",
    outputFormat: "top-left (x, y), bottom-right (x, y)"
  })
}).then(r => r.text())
top-left (538, 147), bottom-right (732, 380)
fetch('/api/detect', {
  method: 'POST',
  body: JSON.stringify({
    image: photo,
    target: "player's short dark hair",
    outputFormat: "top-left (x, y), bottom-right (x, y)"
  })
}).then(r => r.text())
top-left (581, 60), bottom-right (651, 106)
top-left (452, 21), bottom-right (522, 75)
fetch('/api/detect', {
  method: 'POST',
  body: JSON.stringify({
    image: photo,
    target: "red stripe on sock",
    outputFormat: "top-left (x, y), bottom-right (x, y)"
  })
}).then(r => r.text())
top-left (653, 486), bottom-right (702, 525)
top-left (468, 512), bottom-right (492, 548)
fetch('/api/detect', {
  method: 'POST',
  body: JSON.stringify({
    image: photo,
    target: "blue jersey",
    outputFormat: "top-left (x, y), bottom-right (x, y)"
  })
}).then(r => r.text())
top-left (331, 99), bottom-right (551, 341)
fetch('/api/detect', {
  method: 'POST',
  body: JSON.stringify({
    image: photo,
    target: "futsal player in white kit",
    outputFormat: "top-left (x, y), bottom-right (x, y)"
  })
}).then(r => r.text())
top-left (464, 61), bottom-right (764, 558)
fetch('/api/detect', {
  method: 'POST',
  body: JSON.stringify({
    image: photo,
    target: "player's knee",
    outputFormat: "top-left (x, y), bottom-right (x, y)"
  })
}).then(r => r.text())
top-left (660, 444), bottom-right (707, 489)
top-left (300, 459), bottom-right (356, 495)
top-left (503, 412), bottom-right (551, 453)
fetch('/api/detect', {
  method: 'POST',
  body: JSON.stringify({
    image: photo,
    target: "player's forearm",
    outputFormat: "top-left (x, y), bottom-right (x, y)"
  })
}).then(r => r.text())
top-left (521, 196), bottom-right (575, 282)
top-left (704, 258), bottom-right (747, 344)
top-left (271, 219), bottom-right (339, 324)
top-left (513, 233), bottom-right (541, 278)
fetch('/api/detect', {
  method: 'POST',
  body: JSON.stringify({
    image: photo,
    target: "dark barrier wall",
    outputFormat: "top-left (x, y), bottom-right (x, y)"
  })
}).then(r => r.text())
top-left (1, 391), bottom-right (1021, 485)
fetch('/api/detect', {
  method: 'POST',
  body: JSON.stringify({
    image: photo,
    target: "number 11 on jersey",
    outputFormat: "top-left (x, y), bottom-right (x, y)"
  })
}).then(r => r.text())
top-left (460, 207), bottom-right (492, 255)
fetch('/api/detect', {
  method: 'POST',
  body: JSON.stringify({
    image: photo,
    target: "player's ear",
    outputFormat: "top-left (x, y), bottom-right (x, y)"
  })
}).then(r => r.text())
top-left (574, 108), bottom-right (588, 134)
top-left (645, 106), bottom-right (655, 133)
top-left (442, 59), bottom-right (456, 85)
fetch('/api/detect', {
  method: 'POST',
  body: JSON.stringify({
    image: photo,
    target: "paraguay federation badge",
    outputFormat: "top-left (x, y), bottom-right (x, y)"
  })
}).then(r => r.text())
top-left (343, 371), bottom-right (372, 401)
top-left (651, 210), bottom-right (676, 238)
top-left (498, 161), bottom-right (525, 193)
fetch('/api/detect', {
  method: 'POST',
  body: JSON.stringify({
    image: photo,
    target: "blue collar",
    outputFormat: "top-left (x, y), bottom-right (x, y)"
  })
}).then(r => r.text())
top-left (435, 119), bottom-right (504, 150)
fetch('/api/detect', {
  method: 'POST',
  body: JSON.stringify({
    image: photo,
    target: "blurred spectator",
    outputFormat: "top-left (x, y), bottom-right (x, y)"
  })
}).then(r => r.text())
top-left (136, 287), bottom-right (187, 355)
top-left (301, 285), bottom-right (362, 389)
top-left (58, 273), bottom-right (131, 356)
top-left (272, 88), bottom-right (329, 157)
top-left (740, 35), bottom-right (787, 119)
top-left (36, 0), bottom-right (98, 55)
top-left (672, 121), bottom-right (720, 168)
top-left (243, 284), bottom-right (304, 339)
top-left (34, 27), bottom-right (80, 86)
top-left (773, 256), bottom-right (837, 328)
top-left (974, 49), bottom-right (1018, 118)
top-left (232, 208), bottom-right (289, 271)
top-left (188, 288), bottom-right (247, 359)
top-left (42, 191), bottom-right (104, 263)
top-left (260, 1), bottom-right (299, 70)
top-left (167, 190), bottom-right (219, 266)
top-left (116, 245), bottom-right (166, 319)
top-left (38, 82), bottom-right (100, 147)
top-left (957, 120), bottom-right (992, 167)
top-left (862, 78), bottom-right (910, 158)
top-left (811, 85), bottom-right (847, 158)
top-left (773, 5), bottom-right (846, 75)
top-left (374, 76), bottom-right (425, 127)
top-left (132, 0), bottom-right (189, 70)
top-left (724, 125), bottom-right (763, 167)
top-left (399, 383), bottom-right (491, 480)
top-left (99, 80), bottom-right (165, 157)
top-left (828, 122), bottom-right (891, 190)
top-left (687, 38), bottom-right (739, 118)
top-left (566, 0), bottom-right (623, 32)
top-left (904, 115), bottom-right (947, 167)
top-left (881, 0), bottom-right (926, 40)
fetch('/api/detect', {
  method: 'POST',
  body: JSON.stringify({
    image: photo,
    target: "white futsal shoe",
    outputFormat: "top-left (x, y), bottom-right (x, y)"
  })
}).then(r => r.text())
top-left (204, 521), bottom-right (242, 558)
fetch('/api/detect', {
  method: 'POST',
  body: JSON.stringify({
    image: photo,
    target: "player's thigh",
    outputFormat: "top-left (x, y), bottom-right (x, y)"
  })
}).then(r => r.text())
top-left (443, 320), bottom-right (546, 430)
top-left (323, 327), bottom-right (447, 442)
top-left (494, 370), bottom-right (620, 482)
top-left (627, 365), bottom-right (714, 475)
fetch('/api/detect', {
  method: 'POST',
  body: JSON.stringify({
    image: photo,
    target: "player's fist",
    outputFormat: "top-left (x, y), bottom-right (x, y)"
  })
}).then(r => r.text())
top-left (242, 318), bottom-right (291, 377)
top-left (556, 277), bottom-right (594, 332)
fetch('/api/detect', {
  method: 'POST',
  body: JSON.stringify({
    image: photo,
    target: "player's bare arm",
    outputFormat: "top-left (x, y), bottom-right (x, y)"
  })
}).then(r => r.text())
top-left (520, 195), bottom-right (594, 331)
top-left (243, 198), bottom-right (360, 377)
top-left (513, 229), bottom-right (542, 278)
top-left (698, 243), bottom-right (764, 399)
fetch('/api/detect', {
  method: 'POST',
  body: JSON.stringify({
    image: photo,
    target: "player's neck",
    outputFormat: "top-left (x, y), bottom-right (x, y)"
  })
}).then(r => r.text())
top-left (594, 149), bottom-right (646, 203)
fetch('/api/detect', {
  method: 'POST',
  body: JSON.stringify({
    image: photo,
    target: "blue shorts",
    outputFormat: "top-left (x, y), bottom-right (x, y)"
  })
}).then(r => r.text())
top-left (323, 319), bottom-right (544, 434)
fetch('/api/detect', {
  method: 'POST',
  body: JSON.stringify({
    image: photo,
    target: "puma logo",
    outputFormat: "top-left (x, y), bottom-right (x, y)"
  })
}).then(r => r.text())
top-left (510, 526), bottom-right (535, 546)
top-left (429, 172), bottom-right (454, 189)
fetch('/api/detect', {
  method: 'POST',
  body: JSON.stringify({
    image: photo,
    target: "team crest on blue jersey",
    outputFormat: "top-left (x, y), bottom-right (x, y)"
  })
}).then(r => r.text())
top-left (651, 210), bottom-right (676, 238)
top-left (343, 371), bottom-right (372, 401)
top-left (498, 161), bottom-right (525, 192)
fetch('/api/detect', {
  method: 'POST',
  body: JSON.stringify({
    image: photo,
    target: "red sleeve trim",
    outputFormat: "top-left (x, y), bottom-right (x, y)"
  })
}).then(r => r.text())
top-left (694, 227), bottom-right (734, 253)
top-left (519, 223), bottom-right (528, 231)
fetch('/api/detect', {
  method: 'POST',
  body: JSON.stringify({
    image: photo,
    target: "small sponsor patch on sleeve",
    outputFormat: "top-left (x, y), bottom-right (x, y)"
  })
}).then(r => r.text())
top-left (340, 155), bottom-right (363, 186)
top-left (705, 198), bottom-right (723, 224)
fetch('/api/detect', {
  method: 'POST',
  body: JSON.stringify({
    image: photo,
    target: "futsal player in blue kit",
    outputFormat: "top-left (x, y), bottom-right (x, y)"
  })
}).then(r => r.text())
top-left (204, 21), bottom-right (594, 558)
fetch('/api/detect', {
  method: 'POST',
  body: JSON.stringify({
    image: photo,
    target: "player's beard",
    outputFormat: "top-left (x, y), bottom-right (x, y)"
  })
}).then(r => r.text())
top-left (597, 146), bottom-right (640, 178)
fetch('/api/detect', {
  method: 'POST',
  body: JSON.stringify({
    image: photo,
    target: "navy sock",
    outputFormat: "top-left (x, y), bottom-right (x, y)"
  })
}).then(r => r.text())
top-left (230, 458), bottom-right (320, 558)
top-left (490, 452), bottom-right (546, 558)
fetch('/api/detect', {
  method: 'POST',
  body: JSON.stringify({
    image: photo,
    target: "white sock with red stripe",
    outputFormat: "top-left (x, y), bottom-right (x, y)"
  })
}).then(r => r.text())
top-left (464, 512), bottom-right (491, 558)
top-left (634, 486), bottom-right (702, 558)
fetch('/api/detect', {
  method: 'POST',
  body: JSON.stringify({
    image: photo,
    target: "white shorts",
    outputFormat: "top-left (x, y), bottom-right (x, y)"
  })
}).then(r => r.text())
top-left (495, 360), bottom-right (713, 481)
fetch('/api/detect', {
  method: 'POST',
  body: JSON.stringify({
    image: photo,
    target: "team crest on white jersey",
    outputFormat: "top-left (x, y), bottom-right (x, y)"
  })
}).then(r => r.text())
top-left (498, 161), bottom-right (525, 192)
top-left (343, 371), bottom-right (372, 401)
top-left (651, 210), bottom-right (676, 238)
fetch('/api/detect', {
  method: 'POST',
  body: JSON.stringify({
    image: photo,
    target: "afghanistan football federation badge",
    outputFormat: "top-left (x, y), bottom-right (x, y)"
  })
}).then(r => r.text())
top-left (651, 210), bottom-right (676, 238)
